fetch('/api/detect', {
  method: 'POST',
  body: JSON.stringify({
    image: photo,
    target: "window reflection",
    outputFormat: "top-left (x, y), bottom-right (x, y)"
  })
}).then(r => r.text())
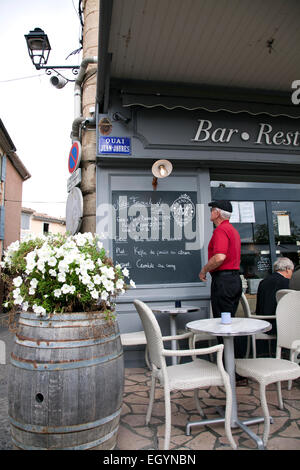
top-left (272, 201), bottom-right (300, 266)
top-left (231, 201), bottom-right (271, 279)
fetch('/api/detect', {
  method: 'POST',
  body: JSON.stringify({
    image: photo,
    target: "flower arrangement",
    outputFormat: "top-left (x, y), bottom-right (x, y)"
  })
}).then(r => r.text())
top-left (1, 232), bottom-right (135, 320)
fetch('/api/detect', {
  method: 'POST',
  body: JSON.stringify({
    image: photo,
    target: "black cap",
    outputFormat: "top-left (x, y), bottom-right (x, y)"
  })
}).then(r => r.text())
top-left (208, 200), bottom-right (233, 213)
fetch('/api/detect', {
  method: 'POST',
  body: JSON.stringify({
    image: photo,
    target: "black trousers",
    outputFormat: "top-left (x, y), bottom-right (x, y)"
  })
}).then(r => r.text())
top-left (210, 271), bottom-right (244, 359)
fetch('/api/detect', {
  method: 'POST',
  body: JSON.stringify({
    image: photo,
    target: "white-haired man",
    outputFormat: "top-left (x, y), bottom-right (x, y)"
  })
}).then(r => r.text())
top-left (256, 257), bottom-right (294, 334)
top-left (199, 200), bottom-right (242, 320)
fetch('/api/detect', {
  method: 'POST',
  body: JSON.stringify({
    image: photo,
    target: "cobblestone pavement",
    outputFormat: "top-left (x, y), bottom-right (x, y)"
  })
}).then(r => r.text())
top-left (1, 321), bottom-right (300, 451)
top-left (118, 368), bottom-right (300, 450)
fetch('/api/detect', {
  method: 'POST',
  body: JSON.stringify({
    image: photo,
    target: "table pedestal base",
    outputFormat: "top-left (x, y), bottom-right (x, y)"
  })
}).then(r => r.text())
top-left (186, 411), bottom-right (273, 450)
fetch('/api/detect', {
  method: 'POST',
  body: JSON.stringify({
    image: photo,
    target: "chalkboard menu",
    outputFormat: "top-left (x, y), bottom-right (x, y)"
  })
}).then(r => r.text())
top-left (112, 191), bottom-right (201, 284)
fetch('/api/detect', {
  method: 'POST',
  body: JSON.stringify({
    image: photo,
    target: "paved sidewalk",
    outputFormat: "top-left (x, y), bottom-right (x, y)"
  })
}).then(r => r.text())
top-left (1, 321), bottom-right (300, 451)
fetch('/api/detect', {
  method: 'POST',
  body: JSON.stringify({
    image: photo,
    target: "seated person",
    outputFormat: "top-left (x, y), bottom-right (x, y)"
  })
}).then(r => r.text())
top-left (256, 257), bottom-right (294, 334)
top-left (289, 264), bottom-right (300, 291)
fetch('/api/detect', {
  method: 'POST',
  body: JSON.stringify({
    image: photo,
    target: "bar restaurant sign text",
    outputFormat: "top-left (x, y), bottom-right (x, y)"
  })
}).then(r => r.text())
top-left (192, 119), bottom-right (300, 148)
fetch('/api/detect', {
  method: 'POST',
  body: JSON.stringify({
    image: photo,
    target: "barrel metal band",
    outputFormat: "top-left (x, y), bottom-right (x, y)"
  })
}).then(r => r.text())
top-left (18, 319), bottom-right (108, 328)
top-left (10, 350), bottom-right (123, 370)
top-left (11, 426), bottom-right (118, 450)
top-left (15, 332), bottom-right (120, 349)
top-left (9, 407), bottom-right (121, 434)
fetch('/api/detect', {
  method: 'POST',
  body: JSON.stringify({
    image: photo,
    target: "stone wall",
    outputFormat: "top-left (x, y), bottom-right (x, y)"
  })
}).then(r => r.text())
top-left (80, 0), bottom-right (99, 233)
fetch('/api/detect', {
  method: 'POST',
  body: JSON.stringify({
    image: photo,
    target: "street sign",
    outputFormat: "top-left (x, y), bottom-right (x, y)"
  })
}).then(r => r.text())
top-left (67, 168), bottom-right (81, 192)
top-left (66, 187), bottom-right (83, 235)
top-left (68, 141), bottom-right (81, 173)
top-left (99, 136), bottom-right (131, 155)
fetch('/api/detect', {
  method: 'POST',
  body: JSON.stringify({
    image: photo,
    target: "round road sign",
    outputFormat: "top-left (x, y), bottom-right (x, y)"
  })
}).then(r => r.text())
top-left (68, 141), bottom-right (81, 174)
top-left (66, 187), bottom-right (83, 234)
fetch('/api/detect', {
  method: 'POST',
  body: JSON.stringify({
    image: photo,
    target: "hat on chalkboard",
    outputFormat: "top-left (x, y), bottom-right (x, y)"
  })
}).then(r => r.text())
top-left (208, 200), bottom-right (233, 213)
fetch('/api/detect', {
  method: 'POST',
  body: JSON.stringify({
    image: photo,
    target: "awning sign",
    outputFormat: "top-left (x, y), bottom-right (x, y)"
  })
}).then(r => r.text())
top-left (99, 136), bottom-right (131, 155)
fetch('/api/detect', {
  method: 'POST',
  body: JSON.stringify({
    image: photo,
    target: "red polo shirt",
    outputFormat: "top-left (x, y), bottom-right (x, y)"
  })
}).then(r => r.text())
top-left (208, 220), bottom-right (241, 272)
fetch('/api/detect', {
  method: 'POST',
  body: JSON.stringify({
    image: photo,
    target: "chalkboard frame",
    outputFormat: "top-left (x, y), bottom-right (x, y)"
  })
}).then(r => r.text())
top-left (96, 168), bottom-right (212, 297)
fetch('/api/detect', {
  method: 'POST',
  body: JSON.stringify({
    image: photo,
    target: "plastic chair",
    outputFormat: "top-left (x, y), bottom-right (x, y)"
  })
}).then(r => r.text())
top-left (120, 330), bottom-right (150, 369)
top-left (240, 293), bottom-right (276, 358)
top-left (275, 289), bottom-right (296, 303)
top-left (120, 330), bottom-right (185, 369)
top-left (235, 290), bottom-right (300, 447)
top-left (276, 289), bottom-right (299, 390)
top-left (133, 299), bottom-right (237, 451)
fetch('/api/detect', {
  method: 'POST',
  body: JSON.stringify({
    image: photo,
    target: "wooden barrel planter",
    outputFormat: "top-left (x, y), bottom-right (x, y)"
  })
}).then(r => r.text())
top-left (8, 311), bottom-right (124, 450)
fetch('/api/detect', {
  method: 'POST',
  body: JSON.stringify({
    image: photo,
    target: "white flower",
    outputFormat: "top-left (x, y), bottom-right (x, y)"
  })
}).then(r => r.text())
top-left (29, 287), bottom-right (36, 295)
top-left (58, 272), bottom-right (66, 283)
top-left (80, 273), bottom-right (91, 285)
top-left (130, 279), bottom-right (136, 288)
top-left (13, 276), bottom-right (22, 287)
top-left (122, 268), bottom-right (129, 277)
top-left (116, 279), bottom-right (124, 289)
top-left (30, 278), bottom-right (38, 288)
top-left (48, 257), bottom-right (57, 267)
top-left (33, 304), bottom-right (46, 317)
top-left (13, 288), bottom-right (20, 298)
top-left (101, 291), bottom-right (109, 301)
top-left (103, 279), bottom-right (114, 292)
top-left (91, 290), bottom-right (99, 300)
top-left (22, 301), bottom-right (29, 311)
top-left (93, 274), bottom-right (101, 285)
top-left (61, 284), bottom-right (76, 295)
top-left (101, 266), bottom-right (115, 280)
top-left (14, 296), bottom-right (23, 305)
top-left (61, 284), bottom-right (71, 294)
top-left (54, 289), bottom-right (61, 298)
top-left (97, 241), bottom-right (103, 250)
top-left (49, 269), bottom-right (57, 277)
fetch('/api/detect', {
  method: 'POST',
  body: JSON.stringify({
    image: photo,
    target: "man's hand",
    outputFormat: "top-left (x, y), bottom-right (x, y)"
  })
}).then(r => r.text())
top-left (199, 254), bottom-right (226, 282)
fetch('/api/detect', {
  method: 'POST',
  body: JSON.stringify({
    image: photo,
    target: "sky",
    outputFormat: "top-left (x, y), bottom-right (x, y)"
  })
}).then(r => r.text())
top-left (0, 0), bottom-right (83, 218)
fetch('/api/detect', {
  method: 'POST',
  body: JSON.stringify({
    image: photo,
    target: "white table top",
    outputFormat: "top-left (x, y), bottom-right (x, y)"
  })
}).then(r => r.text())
top-left (152, 306), bottom-right (200, 315)
top-left (186, 317), bottom-right (271, 337)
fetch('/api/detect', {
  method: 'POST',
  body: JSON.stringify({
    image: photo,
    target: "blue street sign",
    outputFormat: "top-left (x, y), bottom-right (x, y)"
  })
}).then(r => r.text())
top-left (99, 136), bottom-right (131, 155)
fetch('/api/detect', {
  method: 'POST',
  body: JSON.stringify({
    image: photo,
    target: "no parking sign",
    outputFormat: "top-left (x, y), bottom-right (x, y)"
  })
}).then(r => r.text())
top-left (68, 141), bottom-right (81, 173)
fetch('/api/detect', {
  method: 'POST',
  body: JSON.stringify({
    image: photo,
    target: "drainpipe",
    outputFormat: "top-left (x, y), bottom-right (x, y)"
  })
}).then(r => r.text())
top-left (71, 56), bottom-right (98, 142)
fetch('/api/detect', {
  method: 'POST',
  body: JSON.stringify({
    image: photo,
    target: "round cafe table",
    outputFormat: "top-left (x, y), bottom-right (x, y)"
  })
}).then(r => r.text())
top-left (152, 305), bottom-right (200, 365)
top-left (186, 317), bottom-right (271, 449)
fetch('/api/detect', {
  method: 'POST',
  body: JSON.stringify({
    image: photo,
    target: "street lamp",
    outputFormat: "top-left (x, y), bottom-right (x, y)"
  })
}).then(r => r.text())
top-left (25, 27), bottom-right (80, 85)
top-left (25, 27), bottom-right (51, 69)
top-left (151, 159), bottom-right (173, 190)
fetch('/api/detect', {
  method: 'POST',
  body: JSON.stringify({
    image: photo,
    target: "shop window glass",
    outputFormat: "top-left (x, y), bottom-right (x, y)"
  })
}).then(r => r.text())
top-left (271, 201), bottom-right (300, 267)
top-left (231, 201), bottom-right (271, 280)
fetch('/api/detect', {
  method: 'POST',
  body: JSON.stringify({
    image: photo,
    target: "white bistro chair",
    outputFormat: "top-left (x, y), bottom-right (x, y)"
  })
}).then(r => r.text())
top-left (133, 299), bottom-right (237, 451)
top-left (235, 290), bottom-right (300, 447)
top-left (276, 289), bottom-right (299, 390)
top-left (121, 330), bottom-right (186, 370)
top-left (240, 292), bottom-right (277, 358)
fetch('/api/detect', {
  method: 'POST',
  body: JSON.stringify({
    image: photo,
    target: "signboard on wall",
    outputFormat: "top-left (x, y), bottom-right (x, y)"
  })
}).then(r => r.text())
top-left (99, 136), bottom-right (131, 155)
top-left (112, 190), bottom-right (201, 284)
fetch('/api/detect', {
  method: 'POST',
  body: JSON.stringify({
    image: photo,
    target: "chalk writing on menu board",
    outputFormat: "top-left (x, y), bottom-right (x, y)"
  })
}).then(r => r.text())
top-left (112, 191), bottom-right (201, 284)
top-left (257, 256), bottom-right (271, 272)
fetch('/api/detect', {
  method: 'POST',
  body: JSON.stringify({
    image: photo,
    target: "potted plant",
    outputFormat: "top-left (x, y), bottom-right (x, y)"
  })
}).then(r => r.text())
top-left (1, 232), bottom-right (135, 450)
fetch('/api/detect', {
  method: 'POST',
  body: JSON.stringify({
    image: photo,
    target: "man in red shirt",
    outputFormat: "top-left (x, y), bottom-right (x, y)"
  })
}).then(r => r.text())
top-left (199, 200), bottom-right (242, 319)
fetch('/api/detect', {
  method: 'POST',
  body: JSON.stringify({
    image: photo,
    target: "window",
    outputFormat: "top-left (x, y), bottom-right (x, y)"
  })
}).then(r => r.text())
top-left (21, 213), bottom-right (31, 230)
top-left (211, 181), bottom-right (300, 280)
top-left (43, 223), bottom-right (49, 234)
